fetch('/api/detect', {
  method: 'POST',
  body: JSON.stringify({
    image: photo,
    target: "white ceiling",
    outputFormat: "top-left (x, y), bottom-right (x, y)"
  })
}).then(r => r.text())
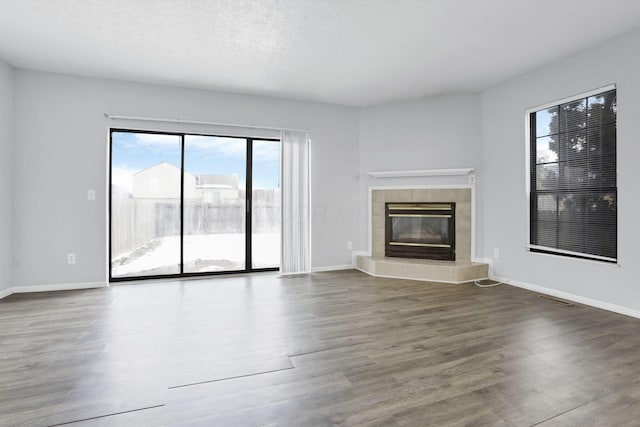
top-left (1, 0), bottom-right (639, 107)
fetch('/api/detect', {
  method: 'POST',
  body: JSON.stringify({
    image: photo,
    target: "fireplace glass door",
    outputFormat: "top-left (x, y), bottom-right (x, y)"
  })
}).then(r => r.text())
top-left (385, 203), bottom-right (456, 260)
top-left (390, 216), bottom-right (450, 246)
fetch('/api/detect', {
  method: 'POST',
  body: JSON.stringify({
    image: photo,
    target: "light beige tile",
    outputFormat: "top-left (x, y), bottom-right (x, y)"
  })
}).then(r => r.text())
top-left (372, 191), bottom-right (384, 204)
top-left (453, 264), bottom-right (489, 282)
top-left (358, 255), bottom-right (488, 283)
top-left (355, 256), bottom-right (374, 273)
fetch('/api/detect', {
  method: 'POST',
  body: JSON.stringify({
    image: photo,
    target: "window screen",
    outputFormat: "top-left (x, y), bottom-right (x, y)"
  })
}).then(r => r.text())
top-left (529, 88), bottom-right (617, 262)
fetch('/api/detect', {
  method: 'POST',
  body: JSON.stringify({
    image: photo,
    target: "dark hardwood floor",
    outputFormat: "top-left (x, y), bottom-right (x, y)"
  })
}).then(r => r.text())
top-left (1, 270), bottom-right (639, 426)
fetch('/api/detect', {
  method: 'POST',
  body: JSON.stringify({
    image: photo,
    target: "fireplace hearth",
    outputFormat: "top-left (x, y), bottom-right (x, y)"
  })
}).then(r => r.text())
top-left (385, 202), bottom-right (456, 261)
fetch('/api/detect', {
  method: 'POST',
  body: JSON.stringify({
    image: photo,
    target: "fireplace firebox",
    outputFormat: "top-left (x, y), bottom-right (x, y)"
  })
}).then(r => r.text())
top-left (385, 202), bottom-right (455, 261)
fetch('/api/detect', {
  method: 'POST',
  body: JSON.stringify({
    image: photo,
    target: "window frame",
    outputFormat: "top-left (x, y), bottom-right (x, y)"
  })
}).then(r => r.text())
top-left (524, 84), bottom-right (618, 264)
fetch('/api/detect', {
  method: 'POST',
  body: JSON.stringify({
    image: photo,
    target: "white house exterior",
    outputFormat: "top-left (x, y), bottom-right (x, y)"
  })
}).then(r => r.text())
top-left (133, 162), bottom-right (198, 199)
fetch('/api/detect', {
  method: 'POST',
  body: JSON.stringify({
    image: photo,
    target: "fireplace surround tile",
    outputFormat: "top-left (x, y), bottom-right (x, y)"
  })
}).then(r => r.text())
top-left (371, 188), bottom-right (472, 261)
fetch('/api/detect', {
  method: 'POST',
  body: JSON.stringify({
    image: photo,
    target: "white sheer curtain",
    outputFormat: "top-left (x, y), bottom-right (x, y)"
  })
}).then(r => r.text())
top-left (280, 130), bottom-right (310, 274)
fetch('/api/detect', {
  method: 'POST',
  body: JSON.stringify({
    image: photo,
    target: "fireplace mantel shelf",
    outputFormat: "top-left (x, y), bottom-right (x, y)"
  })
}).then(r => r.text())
top-left (368, 168), bottom-right (474, 178)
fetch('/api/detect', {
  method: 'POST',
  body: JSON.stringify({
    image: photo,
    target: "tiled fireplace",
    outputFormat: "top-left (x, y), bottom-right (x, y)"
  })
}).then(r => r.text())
top-left (356, 187), bottom-right (488, 283)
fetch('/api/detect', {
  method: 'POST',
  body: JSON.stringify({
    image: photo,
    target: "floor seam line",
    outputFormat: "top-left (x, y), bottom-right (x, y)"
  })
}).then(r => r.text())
top-left (529, 395), bottom-right (604, 426)
top-left (47, 404), bottom-right (165, 426)
top-left (288, 341), bottom-right (371, 358)
top-left (168, 366), bottom-right (295, 389)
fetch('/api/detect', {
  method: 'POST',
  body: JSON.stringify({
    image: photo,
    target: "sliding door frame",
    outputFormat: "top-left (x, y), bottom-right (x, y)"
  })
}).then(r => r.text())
top-left (108, 128), bottom-right (280, 282)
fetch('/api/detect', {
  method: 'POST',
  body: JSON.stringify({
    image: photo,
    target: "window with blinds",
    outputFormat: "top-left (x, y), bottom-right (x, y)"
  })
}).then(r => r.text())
top-left (528, 87), bottom-right (617, 262)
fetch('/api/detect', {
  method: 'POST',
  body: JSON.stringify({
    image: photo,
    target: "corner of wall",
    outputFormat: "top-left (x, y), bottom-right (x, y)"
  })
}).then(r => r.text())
top-left (0, 58), bottom-right (14, 293)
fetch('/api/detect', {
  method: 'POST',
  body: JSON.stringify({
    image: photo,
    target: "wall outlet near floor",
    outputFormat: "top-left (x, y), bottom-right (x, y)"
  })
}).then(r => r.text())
top-left (67, 253), bottom-right (76, 264)
top-left (493, 248), bottom-right (500, 259)
top-left (347, 241), bottom-right (353, 250)
top-left (87, 189), bottom-right (96, 200)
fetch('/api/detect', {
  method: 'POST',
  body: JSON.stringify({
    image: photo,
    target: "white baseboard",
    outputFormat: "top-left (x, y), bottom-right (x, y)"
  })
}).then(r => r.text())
top-left (1, 282), bottom-right (109, 299)
top-left (492, 274), bottom-right (640, 320)
top-left (311, 265), bottom-right (355, 273)
top-left (0, 287), bottom-right (13, 300)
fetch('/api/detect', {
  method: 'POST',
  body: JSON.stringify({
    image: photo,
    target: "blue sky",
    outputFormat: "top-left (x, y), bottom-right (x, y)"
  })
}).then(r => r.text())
top-left (111, 132), bottom-right (280, 192)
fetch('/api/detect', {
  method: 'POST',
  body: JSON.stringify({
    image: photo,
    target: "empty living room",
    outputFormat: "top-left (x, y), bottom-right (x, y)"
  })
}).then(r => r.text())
top-left (2, 1), bottom-right (640, 425)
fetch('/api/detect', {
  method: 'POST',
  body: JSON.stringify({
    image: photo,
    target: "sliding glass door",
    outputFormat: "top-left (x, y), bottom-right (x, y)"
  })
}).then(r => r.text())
top-left (109, 130), bottom-right (280, 281)
top-left (183, 135), bottom-right (247, 273)
top-left (110, 132), bottom-right (182, 278)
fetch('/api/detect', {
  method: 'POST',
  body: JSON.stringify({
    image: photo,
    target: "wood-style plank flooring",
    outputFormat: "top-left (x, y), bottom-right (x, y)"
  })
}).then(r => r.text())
top-left (1, 270), bottom-right (640, 426)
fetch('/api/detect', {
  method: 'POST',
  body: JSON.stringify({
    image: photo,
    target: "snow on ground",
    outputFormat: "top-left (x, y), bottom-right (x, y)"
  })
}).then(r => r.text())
top-left (112, 233), bottom-right (279, 277)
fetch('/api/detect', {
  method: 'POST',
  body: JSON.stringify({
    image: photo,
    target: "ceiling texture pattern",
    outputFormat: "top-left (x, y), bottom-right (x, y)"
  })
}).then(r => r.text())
top-left (1, 0), bottom-right (639, 106)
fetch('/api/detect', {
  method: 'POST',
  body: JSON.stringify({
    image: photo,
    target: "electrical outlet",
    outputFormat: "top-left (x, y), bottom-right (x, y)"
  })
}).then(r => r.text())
top-left (468, 175), bottom-right (476, 184)
top-left (347, 241), bottom-right (353, 250)
top-left (87, 189), bottom-right (96, 200)
top-left (67, 253), bottom-right (76, 264)
top-left (493, 248), bottom-right (500, 259)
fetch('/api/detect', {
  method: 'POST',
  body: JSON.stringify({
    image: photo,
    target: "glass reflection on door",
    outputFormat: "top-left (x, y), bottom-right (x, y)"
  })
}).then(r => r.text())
top-left (110, 132), bottom-right (182, 278)
top-left (183, 136), bottom-right (247, 273)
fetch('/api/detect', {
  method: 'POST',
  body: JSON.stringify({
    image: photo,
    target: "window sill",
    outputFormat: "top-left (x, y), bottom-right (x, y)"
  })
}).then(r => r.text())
top-left (524, 247), bottom-right (620, 268)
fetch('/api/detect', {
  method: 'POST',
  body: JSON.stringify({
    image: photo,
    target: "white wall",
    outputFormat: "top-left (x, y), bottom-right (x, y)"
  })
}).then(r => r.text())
top-left (12, 70), bottom-right (359, 287)
top-left (0, 60), bottom-right (12, 293)
top-left (482, 28), bottom-right (640, 313)
top-left (357, 94), bottom-right (483, 255)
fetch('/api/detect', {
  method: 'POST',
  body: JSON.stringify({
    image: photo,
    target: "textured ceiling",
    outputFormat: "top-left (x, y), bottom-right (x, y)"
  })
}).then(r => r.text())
top-left (0, 0), bottom-right (639, 106)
